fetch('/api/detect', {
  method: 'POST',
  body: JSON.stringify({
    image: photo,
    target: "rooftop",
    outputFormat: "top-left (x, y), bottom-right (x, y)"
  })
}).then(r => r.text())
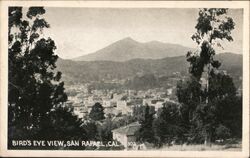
top-left (112, 122), bottom-right (140, 136)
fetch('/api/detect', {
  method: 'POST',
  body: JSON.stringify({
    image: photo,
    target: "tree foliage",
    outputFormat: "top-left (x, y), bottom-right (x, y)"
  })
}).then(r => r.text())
top-left (89, 102), bottom-right (105, 121)
top-left (43, 107), bottom-right (86, 140)
top-left (187, 8), bottom-right (235, 80)
top-left (136, 105), bottom-right (155, 144)
top-left (153, 102), bottom-right (185, 147)
top-left (177, 8), bottom-right (241, 144)
top-left (8, 7), bottom-right (86, 148)
top-left (82, 121), bottom-right (99, 141)
top-left (133, 105), bottom-right (155, 121)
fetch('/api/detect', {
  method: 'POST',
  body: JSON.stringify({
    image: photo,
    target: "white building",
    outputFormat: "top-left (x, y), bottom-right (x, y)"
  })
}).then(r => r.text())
top-left (166, 88), bottom-right (173, 96)
top-left (116, 100), bottom-right (133, 115)
top-left (112, 122), bottom-right (140, 149)
top-left (73, 104), bottom-right (88, 119)
top-left (154, 101), bottom-right (164, 111)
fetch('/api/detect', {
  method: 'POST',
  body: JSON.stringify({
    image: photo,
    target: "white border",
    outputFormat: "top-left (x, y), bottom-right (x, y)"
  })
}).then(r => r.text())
top-left (0, 1), bottom-right (249, 157)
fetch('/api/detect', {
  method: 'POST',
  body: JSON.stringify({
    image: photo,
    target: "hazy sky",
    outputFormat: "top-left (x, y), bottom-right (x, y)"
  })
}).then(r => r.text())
top-left (43, 8), bottom-right (243, 59)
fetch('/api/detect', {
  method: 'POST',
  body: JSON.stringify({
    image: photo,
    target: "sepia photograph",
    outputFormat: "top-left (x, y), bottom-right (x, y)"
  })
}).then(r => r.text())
top-left (0, 0), bottom-right (249, 157)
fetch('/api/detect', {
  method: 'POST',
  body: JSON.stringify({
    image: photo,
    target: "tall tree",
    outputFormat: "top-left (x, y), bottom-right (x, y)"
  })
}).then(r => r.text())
top-left (136, 105), bottom-right (155, 144)
top-left (188, 8), bottom-right (235, 92)
top-left (8, 7), bottom-right (86, 147)
top-left (89, 102), bottom-right (105, 121)
top-left (177, 8), bottom-right (240, 145)
top-left (153, 102), bottom-right (185, 147)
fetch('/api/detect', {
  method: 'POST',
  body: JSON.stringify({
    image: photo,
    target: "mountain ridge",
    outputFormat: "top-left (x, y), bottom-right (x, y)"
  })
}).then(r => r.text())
top-left (57, 53), bottom-right (242, 89)
top-left (72, 37), bottom-right (194, 61)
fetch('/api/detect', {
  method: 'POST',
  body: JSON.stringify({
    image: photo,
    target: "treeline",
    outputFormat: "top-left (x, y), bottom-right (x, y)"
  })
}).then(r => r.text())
top-left (136, 90), bottom-right (242, 148)
top-left (135, 8), bottom-right (242, 147)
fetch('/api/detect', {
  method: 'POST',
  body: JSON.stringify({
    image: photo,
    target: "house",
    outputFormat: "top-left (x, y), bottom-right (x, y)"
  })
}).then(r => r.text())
top-left (103, 100), bottom-right (112, 108)
top-left (142, 98), bottom-right (152, 106)
top-left (154, 100), bottom-right (164, 111)
top-left (112, 122), bottom-right (140, 149)
top-left (72, 104), bottom-right (88, 119)
top-left (103, 100), bottom-right (117, 108)
top-left (84, 96), bottom-right (103, 108)
top-left (104, 106), bottom-right (119, 117)
top-left (164, 98), bottom-right (180, 105)
top-left (143, 99), bottom-right (164, 111)
top-left (116, 100), bottom-right (134, 115)
top-left (166, 88), bottom-right (173, 96)
top-left (113, 93), bottom-right (124, 101)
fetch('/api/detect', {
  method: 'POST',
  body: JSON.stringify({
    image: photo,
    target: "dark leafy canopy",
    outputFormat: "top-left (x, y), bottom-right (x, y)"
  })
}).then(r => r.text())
top-left (8, 7), bottom-right (86, 147)
top-left (26, 7), bottom-right (46, 19)
top-left (136, 105), bottom-right (155, 144)
top-left (43, 107), bottom-right (87, 140)
top-left (133, 105), bottom-right (155, 121)
top-left (82, 121), bottom-right (99, 141)
top-left (97, 118), bottom-right (113, 142)
top-left (153, 102), bottom-right (185, 147)
top-left (177, 8), bottom-right (241, 144)
top-left (89, 102), bottom-right (105, 121)
top-left (177, 77), bottom-right (203, 110)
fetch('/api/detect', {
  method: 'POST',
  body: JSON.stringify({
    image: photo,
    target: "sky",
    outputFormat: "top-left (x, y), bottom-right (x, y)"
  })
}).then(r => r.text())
top-left (42, 8), bottom-right (243, 59)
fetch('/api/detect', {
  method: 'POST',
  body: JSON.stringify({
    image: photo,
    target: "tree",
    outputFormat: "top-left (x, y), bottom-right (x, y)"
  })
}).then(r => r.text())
top-left (215, 124), bottom-right (231, 140)
top-left (177, 8), bottom-right (241, 145)
top-left (82, 121), bottom-right (99, 141)
top-left (136, 105), bottom-right (155, 144)
top-left (89, 102), bottom-right (105, 121)
top-left (43, 107), bottom-right (86, 140)
top-left (176, 77), bottom-right (203, 125)
top-left (132, 104), bottom-right (155, 121)
top-left (153, 102), bottom-right (185, 147)
top-left (214, 95), bottom-right (242, 138)
top-left (8, 7), bottom-right (86, 148)
top-left (188, 8), bottom-right (235, 97)
top-left (97, 117), bottom-right (113, 142)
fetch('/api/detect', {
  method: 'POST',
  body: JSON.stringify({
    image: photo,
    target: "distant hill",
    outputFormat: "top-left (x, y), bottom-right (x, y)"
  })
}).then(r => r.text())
top-left (73, 37), bottom-right (194, 61)
top-left (57, 53), bottom-right (242, 88)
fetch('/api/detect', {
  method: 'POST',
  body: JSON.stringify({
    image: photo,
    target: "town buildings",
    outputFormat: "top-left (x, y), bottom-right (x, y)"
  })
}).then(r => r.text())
top-left (65, 83), bottom-right (177, 120)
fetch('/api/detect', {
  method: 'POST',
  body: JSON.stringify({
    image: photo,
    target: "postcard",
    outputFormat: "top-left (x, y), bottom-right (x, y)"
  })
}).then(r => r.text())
top-left (0, 1), bottom-right (249, 157)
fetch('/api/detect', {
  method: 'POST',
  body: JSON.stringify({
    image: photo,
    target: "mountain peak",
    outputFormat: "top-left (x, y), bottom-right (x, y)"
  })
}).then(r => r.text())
top-left (120, 37), bottom-right (137, 43)
top-left (73, 37), bottom-right (192, 61)
top-left (123, 37), bottom-right (134, 40)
